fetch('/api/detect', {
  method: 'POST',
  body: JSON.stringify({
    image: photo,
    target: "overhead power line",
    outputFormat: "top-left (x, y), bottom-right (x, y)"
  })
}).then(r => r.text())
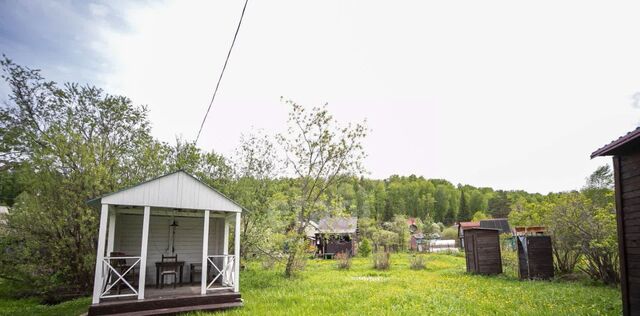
top-left (195, 0), bottom-right (249, 144)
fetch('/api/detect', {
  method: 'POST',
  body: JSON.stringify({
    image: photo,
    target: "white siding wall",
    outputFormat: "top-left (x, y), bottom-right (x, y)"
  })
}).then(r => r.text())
top-left (114, 213), bottom-right (225, 285)
top-left (103, 172), bottom-right (241, 212)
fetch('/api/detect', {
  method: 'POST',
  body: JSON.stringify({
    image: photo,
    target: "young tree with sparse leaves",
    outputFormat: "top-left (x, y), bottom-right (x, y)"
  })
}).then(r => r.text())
top-left (277, 99), bottom-right (367, 277)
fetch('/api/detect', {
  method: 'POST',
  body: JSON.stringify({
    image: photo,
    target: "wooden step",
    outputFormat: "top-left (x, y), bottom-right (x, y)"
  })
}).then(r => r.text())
top-left (88, 293), bottom-right (242, 316)
top-left (108, 302), bottom-right (243, 316)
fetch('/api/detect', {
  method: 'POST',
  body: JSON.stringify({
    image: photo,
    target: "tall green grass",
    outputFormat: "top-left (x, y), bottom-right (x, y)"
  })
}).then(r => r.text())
top-left (0, 279), bottom-right (90, 316)
top-left (0, 254), bottom-right (621, 315)
top-left (203, 254), bottom-right (621, 316)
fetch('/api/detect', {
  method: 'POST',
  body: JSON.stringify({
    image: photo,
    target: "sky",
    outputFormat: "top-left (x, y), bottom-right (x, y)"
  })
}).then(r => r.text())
top-left (1, 0), bottom-right (639, 194)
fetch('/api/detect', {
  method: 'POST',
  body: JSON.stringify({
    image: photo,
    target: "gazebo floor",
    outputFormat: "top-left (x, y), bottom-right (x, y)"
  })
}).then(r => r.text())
top-left (88, 286), bottom-right (242, 316)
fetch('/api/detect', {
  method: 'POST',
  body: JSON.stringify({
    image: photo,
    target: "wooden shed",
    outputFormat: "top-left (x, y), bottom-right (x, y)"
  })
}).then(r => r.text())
top-left (517, 236), bottom-right (554, 280)
top-left (592, 127), bottom-right (640, 316)
top-left (313, 217), bottom-right (358, 258)
top-left (463, 228), bottom-right (502, 275)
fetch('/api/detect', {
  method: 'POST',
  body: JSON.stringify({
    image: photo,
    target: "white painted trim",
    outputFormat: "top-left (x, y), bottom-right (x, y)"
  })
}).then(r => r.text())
top-left (115, 208), bottom-right (236, 217)
top-left (112, 203), bottom-right (242, 213)
top-left (106, 208), bottom-right (116, 255)
top-left (222, 218), bottom-right (229, 284)
top-left (201, 210), bottom-right (210, 295)
top-left (91, 204), bottom-right (109, 304)
top-left (138, 206), bottom-right (150, 300)
top-left (234, 212), bottom-right (241, 293)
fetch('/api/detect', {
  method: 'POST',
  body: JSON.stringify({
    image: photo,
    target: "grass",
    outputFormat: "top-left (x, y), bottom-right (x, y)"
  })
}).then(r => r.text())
top-left (0, 254), bottom-right (622, 315)
top-left (0, 279), bottom-right (90, 316)
top-left (200, 254), bottom-right (621, 316)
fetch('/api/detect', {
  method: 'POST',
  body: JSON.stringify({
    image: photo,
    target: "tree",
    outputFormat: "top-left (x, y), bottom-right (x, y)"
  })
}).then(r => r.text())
top-left (582, 165), bottom-right (614, 209)
top-left (359, 238), bottom-right (372, 257)
top-left (0, 56), bottom-right (157, 297)
top-left (230, 132), bottom-right (280, 260)
top-left (549, 192), bottom-right (618, 283)
top-left (471, 211), bottom-right (489, 222)
top-left (469, 190), bottom-right (487, 213)
top-left (277, 100), bottom-right (367, 277)
top-left (487, 190), bottom-right (511, 218)
top-left (433, 185), bottom-right (449, 222)
top-left (389, 215), bottom-right (409, 251)
top-left (457, 189), bottom-right (471, 222)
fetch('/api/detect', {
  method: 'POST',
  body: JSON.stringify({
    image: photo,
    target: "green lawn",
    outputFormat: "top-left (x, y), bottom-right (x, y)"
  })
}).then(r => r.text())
top-left (0, 254), bottom-right (622, 316)
top-left (206, 254), bottom-right (621, 316)
top-left (0, 280), bottom-right (90, 316)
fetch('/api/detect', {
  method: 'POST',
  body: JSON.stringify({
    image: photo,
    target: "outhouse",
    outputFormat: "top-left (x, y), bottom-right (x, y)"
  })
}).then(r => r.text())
top-left (463, 228), bottom-right (502, 275)
top-left (517, 235), bottom-right (554, 280)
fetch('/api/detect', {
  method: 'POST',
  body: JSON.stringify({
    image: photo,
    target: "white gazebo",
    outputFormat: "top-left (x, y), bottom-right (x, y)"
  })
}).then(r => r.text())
top-left (87, 171), bottom-right (243, 315)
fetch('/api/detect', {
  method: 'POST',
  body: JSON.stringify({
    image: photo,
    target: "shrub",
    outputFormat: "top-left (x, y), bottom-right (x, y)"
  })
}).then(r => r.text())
top-left (441, 227), bottom-right (458, 241)
top-left (336, 252), bottom-right (351, 270)
top-left (373, 251), bottom-right (391, 270)
top-left (261, 257), bottom-right (276, 270)
top-left (471, 211), bottom-right (489, 222)
top-left (501, 249), bottom-right (518, 278)
top-left (359, 238), bottom-right (372, 257)
top-left (409, 255), bottom-right (426, 270)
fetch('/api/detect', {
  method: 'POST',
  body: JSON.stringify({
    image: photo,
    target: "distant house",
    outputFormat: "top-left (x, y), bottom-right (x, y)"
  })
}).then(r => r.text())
top-left (409, 233), bottom-right (426, 252)
top-left (457, 221), bottom-right (480, 248)
top-left (513, 226), bottom-right (545, 236)
top-left (312, 217), bottom-right (358, 258)
top-left (406, 218), bottom-right (427, 252)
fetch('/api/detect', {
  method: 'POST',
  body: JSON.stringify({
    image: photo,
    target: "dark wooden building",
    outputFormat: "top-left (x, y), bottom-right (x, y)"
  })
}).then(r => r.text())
top-left (479, 218), bottom-right (511, 234)
top-left (463, 228), bottom-right (502, 275)
top-left (312, 217), bottom-right (358, 258)
top-left (457, 221), bottom-right (480, 248)
top-left (517, 236), bottom-right (554, 280)
top-left (593, 127), bottom-right (640, 316)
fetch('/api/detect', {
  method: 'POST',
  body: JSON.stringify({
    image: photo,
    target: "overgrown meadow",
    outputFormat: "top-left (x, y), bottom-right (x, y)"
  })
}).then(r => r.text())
top-left (202, 254), bottom-right (620, 316)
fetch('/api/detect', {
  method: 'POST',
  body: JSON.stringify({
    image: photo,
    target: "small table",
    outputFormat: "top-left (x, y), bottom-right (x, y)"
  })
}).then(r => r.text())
top-left (155, 261), bottom-right (185, 288)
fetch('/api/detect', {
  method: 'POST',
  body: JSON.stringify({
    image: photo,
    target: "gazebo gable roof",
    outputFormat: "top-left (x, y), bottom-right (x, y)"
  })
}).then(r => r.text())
top-left (89, 170), bottom-right (243, 212)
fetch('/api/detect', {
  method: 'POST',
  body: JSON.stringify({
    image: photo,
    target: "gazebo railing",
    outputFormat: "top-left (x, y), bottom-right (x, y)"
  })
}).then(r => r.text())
top-left (206, 255), bottom-right (235, 291)
top-left (100, 256), bottom-right (141, 299)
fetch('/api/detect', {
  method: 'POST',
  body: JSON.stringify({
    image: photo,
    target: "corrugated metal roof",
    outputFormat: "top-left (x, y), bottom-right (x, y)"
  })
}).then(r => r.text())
top-left (591, 127), bottom-right (640, 158)
top-left (480, 218), bottom-right (511, 234)
top-left (459, 221), bottom-right (480, 229)
top-left (317, 217), bottom-right (358, 234)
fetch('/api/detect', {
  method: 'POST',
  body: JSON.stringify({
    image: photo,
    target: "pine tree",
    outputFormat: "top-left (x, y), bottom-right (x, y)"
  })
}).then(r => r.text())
top-left (458, 189), bottom-right (471, 222)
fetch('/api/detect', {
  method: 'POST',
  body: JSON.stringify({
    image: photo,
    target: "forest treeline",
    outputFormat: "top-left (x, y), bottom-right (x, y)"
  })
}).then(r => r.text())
top-left (324, 176), bottom-right (545, 224)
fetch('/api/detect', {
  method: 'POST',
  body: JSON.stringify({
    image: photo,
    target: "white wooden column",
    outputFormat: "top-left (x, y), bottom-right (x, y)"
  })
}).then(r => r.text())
top-left (234, 212), bottom-right (241, 293)
top-left (138, 206), bottom-right (151, 300)
top-left (222, 216), bottom-right (230, 285)
top-left (201, 210), bottom-right (210, 295)
top-left (91, 204), bottom-right (109, 304)
top-left (106, 208), bottom-right (116, 255)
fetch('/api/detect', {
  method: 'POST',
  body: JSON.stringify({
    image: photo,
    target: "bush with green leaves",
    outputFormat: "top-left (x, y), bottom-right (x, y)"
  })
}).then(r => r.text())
top-left (441, 227), bottom-right (458, 241)
top-left (336, 252), bottom-right (351, 270)
top-left (359, 238), bottom-right (372, 257)
top-left (409, 255), bottom-right (426, 270)
top-left (373, 251), bottom-right (391, 270)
